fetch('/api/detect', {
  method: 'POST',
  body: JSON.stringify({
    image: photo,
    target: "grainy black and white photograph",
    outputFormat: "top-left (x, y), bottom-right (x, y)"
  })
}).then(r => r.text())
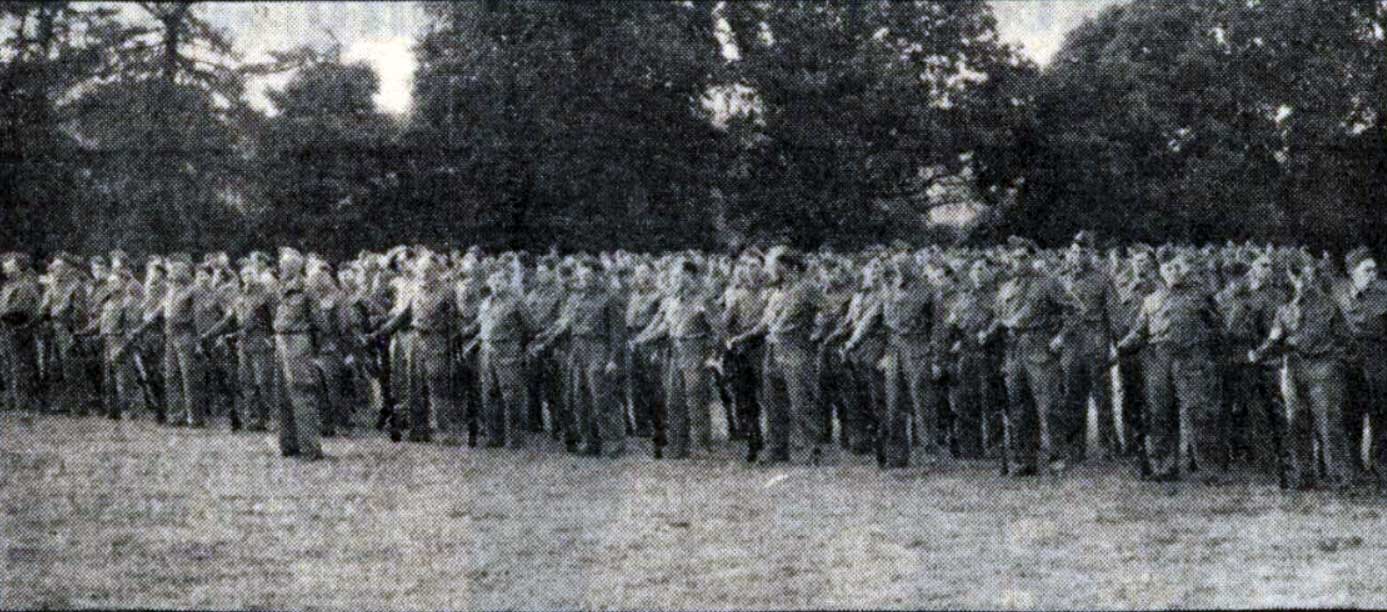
top-left (2, 0), bottom-right (1386, 609)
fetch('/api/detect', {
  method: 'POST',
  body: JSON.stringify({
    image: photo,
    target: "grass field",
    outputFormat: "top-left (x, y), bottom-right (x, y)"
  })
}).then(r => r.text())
top-left (2, 411), bottom-right (1385, 610)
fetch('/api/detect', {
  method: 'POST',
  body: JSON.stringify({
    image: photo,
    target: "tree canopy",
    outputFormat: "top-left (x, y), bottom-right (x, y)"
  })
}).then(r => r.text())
top-left (1, 1), bottom-right (1383, 255)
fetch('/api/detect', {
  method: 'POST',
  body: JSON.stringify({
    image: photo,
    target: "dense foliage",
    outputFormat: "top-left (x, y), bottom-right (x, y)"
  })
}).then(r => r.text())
top-left (1, 1), bottom-right (1383, 256)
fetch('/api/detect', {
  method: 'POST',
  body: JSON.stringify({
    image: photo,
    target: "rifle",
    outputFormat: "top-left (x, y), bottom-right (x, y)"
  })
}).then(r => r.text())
top-left (459, 335), bottom-right (480, 447)
top-left (131, 350), bottom-right (163, 423)
top-left (360, 332), bottom-right (400, 442)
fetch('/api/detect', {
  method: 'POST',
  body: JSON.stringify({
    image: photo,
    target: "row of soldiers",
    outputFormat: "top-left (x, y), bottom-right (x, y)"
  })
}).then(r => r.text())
top-left (1, 236), bottom-right (1384, 490)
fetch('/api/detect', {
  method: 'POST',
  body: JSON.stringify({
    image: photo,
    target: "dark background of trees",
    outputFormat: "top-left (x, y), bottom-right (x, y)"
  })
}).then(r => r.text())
top-left (2, 1), bottom-right (1384, 258)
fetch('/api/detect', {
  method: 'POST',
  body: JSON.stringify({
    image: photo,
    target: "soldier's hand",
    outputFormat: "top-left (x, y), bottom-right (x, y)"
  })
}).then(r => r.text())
top-left (975, 331), bottom-right (989, 346)
top-left (604, 359), bottom-right (619, 375)
top-left (1247, 349), bottom-right (1259, 364)
top-left (930, 364), bottom-right (943, 381)
top-left (1048, 334), bottom-right (1064, 354)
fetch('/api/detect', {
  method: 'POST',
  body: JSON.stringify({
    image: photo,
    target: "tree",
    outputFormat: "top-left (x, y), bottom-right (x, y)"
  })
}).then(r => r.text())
top-left (1016, 0), bottom-right (1387, 250)
top-left (410, 0), bottom-right (724, 251)
top-left (62, 1), bottom-right (308, 253)
top-left (0, 3), bottom-right (131, 252)
top-left (257, 47), bottom-right (398, 257)
top-left (719, 1), bottom-right (1034, 248)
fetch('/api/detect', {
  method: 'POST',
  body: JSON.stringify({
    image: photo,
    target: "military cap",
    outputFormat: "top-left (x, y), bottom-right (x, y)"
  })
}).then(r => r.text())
top-left (1071, 231), bottom-right (1095, 250)
top-left (765, 246), bottom-right (806, 271)
top-left (1345, 246), bottom-right (1374, 272)
top-left (1005, 236), bottom-right (1039, 255)
top-left (1, 252), bottom-right (32, 269)
top-left (1155, 245), bottom-right (1181, 264)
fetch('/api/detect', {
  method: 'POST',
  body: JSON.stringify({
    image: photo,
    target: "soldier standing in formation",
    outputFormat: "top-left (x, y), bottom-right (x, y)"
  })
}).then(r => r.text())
top-left (4, 240), bottom-right (1386, 490)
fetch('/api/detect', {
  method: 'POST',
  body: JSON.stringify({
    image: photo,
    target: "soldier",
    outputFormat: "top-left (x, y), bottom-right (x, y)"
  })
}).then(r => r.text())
top-left (371, 251), bottom-right (459, 444)
top-left (1110, 246), bottom-right (1161, 469)
top-left (1251, 260), bottom-right (1355, 489)
top-left (729, 248), bottom-right (823, 465)
top-left (0, 253), bottom-right (43, 412)
top-left (979, 238), bottom-right (1067, 476)
top-left (1335, 246), bottom-right (1387, 484)
top-left (634, 258), bottom-right (717, 459)
top-left (1056, 233), bottom-right (1117, 461)
top-left (824, 260), bottom-right (887, 460)
top-left (119, 255), bottom-right (213, 427)
top-left (936, 257), bottom-right (997, 460)
top-left (269, 248), bottom-right (325, 459)
top-left (719, 255), bottom-right (768, 461)
top-left (136, 257), bottom-right (168, 422)
top-left (306, 256), bottom-right (351, 436)
top-left (524, 256), bottom-right (564, 441)
top-left (201, 255), bottom-right (277, 432)
top-left (843, 254), bottom-right (939, 468)
top-left (194, 260), bottom-right (234, 426)
top-left (530, 257), bottom-right (628, 458)
top-left (813, 259), bottom-right (856, 451)
top-left (1215, 250), bottom-right (1286, 475)
top-left (1117, 248), bottom-right (1222, 482)
top-left (40, 254), bottom-right (94, 416)
top-left (625, 262), bottom-right (663, 439)
top-left (78, 262), bottom-right (142, 420)
top-left (463, 269), bottom-right (533, 448)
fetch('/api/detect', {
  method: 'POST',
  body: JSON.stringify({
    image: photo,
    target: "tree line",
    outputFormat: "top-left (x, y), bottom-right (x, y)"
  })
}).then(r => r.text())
top-left (1, 1), bottom-right (1384, 257)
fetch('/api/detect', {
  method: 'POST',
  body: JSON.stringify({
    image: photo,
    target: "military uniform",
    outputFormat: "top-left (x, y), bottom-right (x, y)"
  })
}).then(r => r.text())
top-left (719, 274), bottom-right (767, 457)
top-left (1333, 276), bottom-right (1387, 482)
top-left (987, 263), bottom-right (1066, 475)
top-left (204, 279), bottom-right (278, 431)
top-left (830, 283), bottom-right (886, 459)
top-left (1057, 260), bottom-right (1117, 460)
top-left (753, 275), bottom-right (823, 463)
top-left (938, 276), bottom-right (997, 460)
top-left (0, 264), bottom-right (42, 412)
top-left (377, 272), bottom-right (458, 443)
top-left (83, 275), bottom-right (142, 419)
top-left (473, 283), bottom-right (532, 448)
top-left (40, 269), bottom-right (93, 415)
top-left (1255, 285), bottom-right (1355, 488)
top-left (524, 272), bottom-right (564, 439)
top-left (1118, 275), bottom-right (1222, 481)
top-left (1216, 275), bottom-right (1287, 473)
top-left (815, 276), bottom-right (856, 450)
top-left (625, 274), bottom-right (663, 439)
top-left (635, 277), bottom-right (716, 459)
top-left (534, 273), bottom-right (628, 457)
top-left (1110, 266), bottom-right (1160, 461)
top-left (273, 273), bottom-right (325, 459)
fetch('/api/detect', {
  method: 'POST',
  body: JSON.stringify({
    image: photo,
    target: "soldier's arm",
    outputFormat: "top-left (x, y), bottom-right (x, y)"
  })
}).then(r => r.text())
top-left (841, 298), bottom-right (882, 353)
top-left (372, 303), bottom-right (412, 339)
top-left (607, 294), bottom-right (628, 360)
top-left (200, 310), bottom-right (239, 344)
top-left (1249, 309), bottom-right (1287, 362)
top-left (1115, 298), bottom-right (1151, 354)
top-left (632, 299), bottom-right (670, 347)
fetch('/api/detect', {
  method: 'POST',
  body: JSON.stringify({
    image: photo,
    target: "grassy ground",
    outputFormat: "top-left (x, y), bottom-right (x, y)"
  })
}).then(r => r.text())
top-left (2, 411), bottom-right (1385, 610)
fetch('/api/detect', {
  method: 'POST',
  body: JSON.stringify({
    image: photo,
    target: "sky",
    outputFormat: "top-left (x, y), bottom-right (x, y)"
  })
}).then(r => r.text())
top-left (187, 1), bottom-right (1125, 115)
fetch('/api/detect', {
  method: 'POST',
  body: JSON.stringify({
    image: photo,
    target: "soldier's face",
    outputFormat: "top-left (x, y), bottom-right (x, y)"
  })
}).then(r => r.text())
top-left (1353, 260), bottom-right (1378, 289)
top-left (1160, 258), bottom-right (1189, 286)
top-left (170, 264), bottom-right (192, 284)
top-left (575, 266), bottom-right (595, 289)
top-left (2, 261), bottom-right (16, 276)
top-left (969, 262), bottom-right (989, 287)
top-left (1249, 259), bottom-right (1272, 284)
